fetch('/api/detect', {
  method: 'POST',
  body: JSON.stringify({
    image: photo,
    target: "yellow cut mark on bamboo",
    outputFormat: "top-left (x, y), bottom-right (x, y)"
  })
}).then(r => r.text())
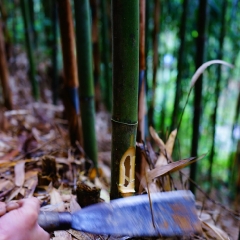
top-left (118, 135), bottom-right (136, 197)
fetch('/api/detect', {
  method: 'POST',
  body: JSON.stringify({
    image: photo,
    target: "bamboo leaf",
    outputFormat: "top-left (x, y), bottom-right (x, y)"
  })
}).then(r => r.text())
top-left (140, 154), bottom-right (206, 189)
top-left (149, 126), bottom-right (165, 148)
top-left (149, 154), bottom-right (206, 181)
top-left (202, 221), bottom-right (230, 240)
top-left (190, 60), bottom-right (233, 88)
top-left (14, 161), bottom-right (25, 187)
top-left (165, 129), bottom-right (177, 156)
top-left (69, 196), bottom-right (81, 213)
top-left (50, 188), bottom-right (65, 212)
top-left (53, 231), bottom-right (73, 239)
top-left (0, 179), bottom-right (14, 192)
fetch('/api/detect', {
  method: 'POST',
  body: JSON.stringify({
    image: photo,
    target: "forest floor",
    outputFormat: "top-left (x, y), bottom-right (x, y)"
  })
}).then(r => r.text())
top-left (0, 49), bottom-right (239, 239)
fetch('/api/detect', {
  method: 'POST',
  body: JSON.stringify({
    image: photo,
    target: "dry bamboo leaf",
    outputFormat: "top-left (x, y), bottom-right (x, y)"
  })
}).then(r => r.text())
top-left (165, 129), bottom-right (177, 156)
top-left (53, 231), bottom-right (73, 240)
top-left (24, 176), bottom-right (38, 197)
top-left (140, 155), bottom-right (205, 189)
top-left (6, 187), bottom-right (21, 201)
top-left (155, 155), bottom-right (171, 191)
top-left (150, 127), bottom-right (173, 164)
top-left (198, 211), bottom-right (214, 224)
top-left (0, 159), bottom-right (34, 168)
top-left (4, 109), bottom-right (29, 117)
top-left (14, 161), bottom-right (25, 187)
top-left (50, 188), bottom-right (65, 212)
top-left (149, 126), bottom-right (165, 148)
top-left (0, 179), bottom-right (14, 197)
top-left (155, 154), bottom-right (168, 167)
top-left (67, 229), bottom-right (93, 240)
top-left (0, 149), bottom-right (20, 161)
top-left (25, 170), bottom-right (38, 180)
top-left (190, 60), bottom-right (233, 88)
top-left (153, 129), bottom-right (177, 192)
top-left (0, 180), bottom-right (14, 192)
top-left (20, 187), bottom-right (25, 197)
top-left (100, 189), bottom-right (110, 203)
top-left (148, 155), bottom-right (205, 181)
top-left (146, 181), bottom-right (161, 193)
top-left (202, 221), bottom-right (230, 240)
top-left (69, 196), bottom-right (81, 213)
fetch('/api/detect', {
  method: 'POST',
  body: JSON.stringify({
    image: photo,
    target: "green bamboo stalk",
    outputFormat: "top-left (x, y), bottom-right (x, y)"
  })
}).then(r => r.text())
top-left (208, 0), bottom-right (227, 186)
top-left (171, 0), bottom-right (189, 131)
top-left (148, 0), bottom-right (160, 128)
top-left (90, 0), bottom-right (101, 111)
top-left (74, 0), bottom-right (98, 168)
top-left (29, 0), bottom-right (37, 47)
top-left (42, 0), bottom-right (52, 47)
top-left (51, 0), bottom-right (58, 105)
top-left (190, 0), bottom-right (208, 193)
top-left (100, 0), bottom-right (112, 112)
top-left (110, 0), bottom-right (139, 199)
top-left (20, 0), bottom-right (39, 100)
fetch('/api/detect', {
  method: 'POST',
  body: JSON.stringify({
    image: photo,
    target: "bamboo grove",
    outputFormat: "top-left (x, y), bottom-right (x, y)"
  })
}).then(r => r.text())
top-left (0, 0), bottom-right (239, 200)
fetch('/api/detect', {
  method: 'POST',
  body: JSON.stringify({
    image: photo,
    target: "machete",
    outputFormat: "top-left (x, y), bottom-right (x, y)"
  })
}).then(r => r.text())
top-left (38, 190), bottom-right (202, 237)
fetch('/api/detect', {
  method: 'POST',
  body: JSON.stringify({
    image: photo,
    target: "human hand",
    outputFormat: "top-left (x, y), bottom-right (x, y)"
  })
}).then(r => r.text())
top-left (0, 198), bottom-right (50, 240)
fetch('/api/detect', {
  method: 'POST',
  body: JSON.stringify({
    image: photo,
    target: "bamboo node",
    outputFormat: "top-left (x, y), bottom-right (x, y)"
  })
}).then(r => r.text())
top-left (111, 118), bottom-right (138, 126)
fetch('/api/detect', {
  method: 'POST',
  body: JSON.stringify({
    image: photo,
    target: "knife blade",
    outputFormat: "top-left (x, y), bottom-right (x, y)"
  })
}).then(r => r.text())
top-left (38, 190), bottom-right (202, 237)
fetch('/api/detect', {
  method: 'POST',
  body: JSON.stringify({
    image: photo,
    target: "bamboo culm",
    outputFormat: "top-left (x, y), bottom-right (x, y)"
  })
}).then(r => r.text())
top-left (74, 0), bottom-right (98, 168)
top-left (111, 0), bottom-right (139, 199)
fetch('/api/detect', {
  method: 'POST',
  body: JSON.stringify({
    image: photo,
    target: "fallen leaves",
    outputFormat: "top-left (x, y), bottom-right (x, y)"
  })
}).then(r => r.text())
top-left (14, 161), bottom-right (25, 187)
top-left (140, 155), bottom-right (206, 191)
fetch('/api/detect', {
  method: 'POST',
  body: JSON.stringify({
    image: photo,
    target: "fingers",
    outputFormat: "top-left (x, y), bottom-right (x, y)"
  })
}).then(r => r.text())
top-left (0, 198), bottom-right (50, 240)
top-left (0, 201), bottom-right (20, 217)
top-left (0, 202), bottom-right (6, 217)
top-left (6, 201), bottom-right (20, 212)
top-left (17, 198), bottom-right (40, 228)
top-left (0, 198), bottom-right (40, 219)
top-left (19, 197), bottom-right (40, 212)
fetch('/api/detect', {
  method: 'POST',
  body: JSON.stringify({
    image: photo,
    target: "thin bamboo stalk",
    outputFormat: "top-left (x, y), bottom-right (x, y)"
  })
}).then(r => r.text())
top-left (0, 1), bottom-right (12, 59)
top-left (171, 0), bottom-right (189, 130)
top-left (90, 0), bottom-right (101, 111)
top-left (100, 0), bottom-right (111, 112)
top-left (74, 0), bottom-right (98, 168)
top-left (20, 0), bottom-right (39, 100)
top-left (190, 0), bottom-right (208, 193)
top-left (0, 20), bottom-right (13, 110)
top-left (57, 0), bottom-right (82, 146)
top-left (208, 0), bottom-right (227, 186)
top-left (136, 0), bottom-right (146, 192)
top-left (51, 0), bottom-right (58, 105)
top-left (148, 0), bottom-right (160, 128)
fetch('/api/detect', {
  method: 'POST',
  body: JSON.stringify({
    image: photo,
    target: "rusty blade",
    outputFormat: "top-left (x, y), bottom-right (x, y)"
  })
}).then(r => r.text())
top-left (71, 190), bottom-right (201, 237)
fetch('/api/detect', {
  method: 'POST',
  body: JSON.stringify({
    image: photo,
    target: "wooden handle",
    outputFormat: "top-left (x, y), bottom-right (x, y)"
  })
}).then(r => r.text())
top-left (38, 211), bottom-right (72, 232)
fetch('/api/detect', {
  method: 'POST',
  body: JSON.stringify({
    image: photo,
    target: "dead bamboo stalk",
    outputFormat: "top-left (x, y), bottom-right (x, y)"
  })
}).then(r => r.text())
top-left (0, 20), bottom-right (13, 110)
top-left (57, 0), bottom-right (82, 146)
top-left (136, 0), bottom-right (146, 192)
